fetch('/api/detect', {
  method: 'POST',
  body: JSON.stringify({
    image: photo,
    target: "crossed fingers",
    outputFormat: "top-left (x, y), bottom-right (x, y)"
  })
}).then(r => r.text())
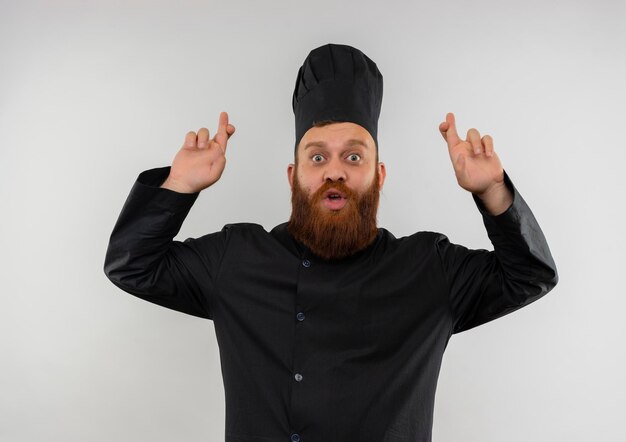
top-left (185, 111), bottom-right (236, 153)
top-left (439, 112), bottom-right (494, 157)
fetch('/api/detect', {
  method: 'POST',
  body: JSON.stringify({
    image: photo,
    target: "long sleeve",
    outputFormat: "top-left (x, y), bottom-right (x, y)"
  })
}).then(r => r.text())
top-left (436, 169), bottom-right (559, 334)
top-left (103, 166), bottom-right (229, 320)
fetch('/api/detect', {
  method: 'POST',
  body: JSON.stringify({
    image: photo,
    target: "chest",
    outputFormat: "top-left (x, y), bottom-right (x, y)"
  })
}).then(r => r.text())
top-left (214, 243), bottom-right (450, 351)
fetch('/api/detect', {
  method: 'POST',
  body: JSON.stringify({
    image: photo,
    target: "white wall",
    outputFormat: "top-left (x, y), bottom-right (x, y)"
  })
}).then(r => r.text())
top-left (1, 0), bottom-right (624, 440)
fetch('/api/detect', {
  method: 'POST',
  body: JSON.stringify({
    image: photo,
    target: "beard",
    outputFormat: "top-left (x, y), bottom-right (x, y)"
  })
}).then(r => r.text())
top-left (287, 168), bottom-right (380, 261)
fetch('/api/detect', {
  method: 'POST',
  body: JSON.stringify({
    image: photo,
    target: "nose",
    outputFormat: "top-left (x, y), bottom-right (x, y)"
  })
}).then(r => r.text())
top-left (323, 158), bottom-right (346, 182)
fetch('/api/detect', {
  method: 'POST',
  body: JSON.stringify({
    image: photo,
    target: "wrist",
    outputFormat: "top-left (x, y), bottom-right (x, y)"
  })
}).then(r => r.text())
top-left (476, 180), bottom-right (506, 199)
top-left (475, 181), bottom-right (513, 216)
top-left (160, 176), bottom-right (197, 194)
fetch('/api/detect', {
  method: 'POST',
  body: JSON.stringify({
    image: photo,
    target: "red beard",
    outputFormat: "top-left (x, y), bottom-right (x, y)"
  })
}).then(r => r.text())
top-left (287, 168), bottom-right (380, 260)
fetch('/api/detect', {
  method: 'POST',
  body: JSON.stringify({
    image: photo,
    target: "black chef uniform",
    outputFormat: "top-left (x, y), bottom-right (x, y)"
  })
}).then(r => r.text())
top-left (103, 163), bottom-right (558, 442)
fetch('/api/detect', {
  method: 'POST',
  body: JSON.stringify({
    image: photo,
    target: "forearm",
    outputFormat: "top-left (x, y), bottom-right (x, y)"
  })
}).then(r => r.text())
top-left (472, 169), bottom-right (559, 298)
top-left (104, 167), bottom-right (199, 289)
top-left (102, 166), bottom-right (218, 319)
top-left (444, 169), bottom-right (559, 333)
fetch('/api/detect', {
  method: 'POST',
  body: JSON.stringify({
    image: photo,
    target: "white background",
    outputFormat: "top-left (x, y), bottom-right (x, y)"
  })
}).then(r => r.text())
top-left (1, 0), bottom-right (624, 441)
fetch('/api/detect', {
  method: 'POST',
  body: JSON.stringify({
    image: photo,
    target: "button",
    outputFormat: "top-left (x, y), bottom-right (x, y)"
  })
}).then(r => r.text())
top-left (294, 373), bottom-right (303, 382)
top-left (296, 312), bottom-right (305, 321)
top-left (290, 433), bottom-right (301, 442)
top-left (302, 259), bottom-right (311, 268)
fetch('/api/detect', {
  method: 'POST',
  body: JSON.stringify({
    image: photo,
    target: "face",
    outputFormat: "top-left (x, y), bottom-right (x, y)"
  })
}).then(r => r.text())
top-left (287, 122), bottom-right (386, 201)
top-left (286, 122), bottom-right (387, 260)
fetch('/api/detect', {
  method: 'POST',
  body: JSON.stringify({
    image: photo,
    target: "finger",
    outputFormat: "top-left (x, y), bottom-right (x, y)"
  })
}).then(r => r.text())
top-left (438, 121), bottom-right (449, 143)
top-left (197, 127), bottom-right (210, 148)
top-left (225, 123), bottom-right (236, 140)
top-left (482, 134), bottom-right (493, 157)
top-left (467, 128), bottom-right (482, 155)
top-left (213, 111), bottom-right (230, 153)
top-left (184, 131), bottom-right (197, 148)
top-left (441, 112), bottom-right (461, 148)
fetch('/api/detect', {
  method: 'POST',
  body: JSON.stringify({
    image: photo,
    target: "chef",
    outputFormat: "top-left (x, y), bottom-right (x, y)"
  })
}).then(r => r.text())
top-left (104, 43), bottom-right (558, 442)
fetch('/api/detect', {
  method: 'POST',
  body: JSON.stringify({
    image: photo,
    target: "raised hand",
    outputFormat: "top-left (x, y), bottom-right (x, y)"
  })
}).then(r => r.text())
top-left (438, 112), bottom-right (504, 196)
top-left (161, 111), bottom-right (236, 193)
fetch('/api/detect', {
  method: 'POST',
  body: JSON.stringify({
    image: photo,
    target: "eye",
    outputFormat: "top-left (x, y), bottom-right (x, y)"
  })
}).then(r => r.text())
top-left (347, 153), bottom-right (361, 162)
top-left (312, 154), bottom-right (324, 163)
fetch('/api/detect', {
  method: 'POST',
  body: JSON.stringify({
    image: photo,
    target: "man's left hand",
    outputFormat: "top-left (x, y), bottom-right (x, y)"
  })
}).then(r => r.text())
top-left (438, 112), bottom-right (505, 195)
top-left (439, 112), bottom-right (512, 215)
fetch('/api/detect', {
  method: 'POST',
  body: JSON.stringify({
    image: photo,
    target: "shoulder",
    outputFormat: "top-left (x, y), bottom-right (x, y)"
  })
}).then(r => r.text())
top-left (219, 222), bottom-right (283, 246)
top-left (222, 222), bottom-right (267, 232)
top-left (374, 227), bottom-right (450, 260)
top-left (219, 222), bottom-right (271, 239)
top-left (378, 227), bottom-right (447, 246)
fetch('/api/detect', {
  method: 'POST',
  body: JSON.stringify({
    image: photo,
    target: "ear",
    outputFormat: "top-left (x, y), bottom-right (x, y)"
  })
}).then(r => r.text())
top-left (377, 162), bottom-right (387, 190)
top-left (287, 163), bottom-right (295, 189)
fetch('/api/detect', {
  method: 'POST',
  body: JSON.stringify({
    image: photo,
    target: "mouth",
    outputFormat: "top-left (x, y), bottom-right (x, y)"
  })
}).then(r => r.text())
top-left (322, 188), bottom-right (348, 210)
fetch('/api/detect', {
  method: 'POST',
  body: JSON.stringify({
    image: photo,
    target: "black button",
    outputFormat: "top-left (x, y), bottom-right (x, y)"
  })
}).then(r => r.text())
top-left (290, 433), bottom-right (301, 442)
top-left (302, 259), bottom-right (311, 267)
top-left (296, 312), bottom-right (305, 321)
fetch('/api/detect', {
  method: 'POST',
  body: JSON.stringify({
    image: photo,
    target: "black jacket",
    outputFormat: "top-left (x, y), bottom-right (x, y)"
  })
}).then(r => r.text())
top-left (104, 166), bottom-right (558, 442)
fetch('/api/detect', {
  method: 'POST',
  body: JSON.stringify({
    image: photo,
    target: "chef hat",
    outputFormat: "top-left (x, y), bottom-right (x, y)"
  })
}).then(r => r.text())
top-left (292, 43), bottom-right (383, 153)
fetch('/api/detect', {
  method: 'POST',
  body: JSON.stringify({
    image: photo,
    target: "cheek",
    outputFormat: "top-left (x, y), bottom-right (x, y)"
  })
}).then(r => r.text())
top-left (303, 183), bottom-right (319, 196)
top-left (357, 171), bottom-right (376, 191)
top-left (296, 172), bottom-right (316, 191)
top-left (294, 172), bottom-right (315, 195)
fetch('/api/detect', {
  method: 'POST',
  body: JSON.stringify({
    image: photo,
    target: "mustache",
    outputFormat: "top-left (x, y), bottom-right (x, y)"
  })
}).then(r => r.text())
top-left (310, 179), bottom-right (359, 201)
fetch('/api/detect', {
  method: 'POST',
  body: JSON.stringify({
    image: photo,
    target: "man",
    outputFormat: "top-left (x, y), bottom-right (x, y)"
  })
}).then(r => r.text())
top-left (104, 43), bottom-right (558, 442)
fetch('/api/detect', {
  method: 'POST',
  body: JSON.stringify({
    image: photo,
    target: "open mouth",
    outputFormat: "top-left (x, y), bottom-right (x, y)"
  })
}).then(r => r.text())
top-left (324, 189), bottom-right (346, 200)
top-left (322, 188), bottom-right (348, 210)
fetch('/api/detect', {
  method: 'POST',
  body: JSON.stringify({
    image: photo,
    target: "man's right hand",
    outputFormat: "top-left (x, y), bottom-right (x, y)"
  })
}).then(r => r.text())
top-left (161, 111), bottom-right (236, 193)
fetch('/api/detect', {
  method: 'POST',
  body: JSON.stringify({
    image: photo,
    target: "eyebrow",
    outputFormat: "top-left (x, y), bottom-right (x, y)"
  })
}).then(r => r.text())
top-left (303, 139), bottom-right (369, 150)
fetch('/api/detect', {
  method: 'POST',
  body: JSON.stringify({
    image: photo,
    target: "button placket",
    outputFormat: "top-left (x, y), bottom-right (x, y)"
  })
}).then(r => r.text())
top-left (290, 255), bottom-right (314, 441)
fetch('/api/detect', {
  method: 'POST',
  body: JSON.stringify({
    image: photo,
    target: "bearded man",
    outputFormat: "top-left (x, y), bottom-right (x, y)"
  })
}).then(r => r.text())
top-left (104, 43), bottom-right (558, 442)
top-left (287, 119), bottom-right (382, 261)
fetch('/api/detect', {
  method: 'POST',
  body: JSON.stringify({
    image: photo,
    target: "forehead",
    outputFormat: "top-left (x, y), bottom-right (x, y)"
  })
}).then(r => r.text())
top-left (297, 122), bottom-right (374, 156)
